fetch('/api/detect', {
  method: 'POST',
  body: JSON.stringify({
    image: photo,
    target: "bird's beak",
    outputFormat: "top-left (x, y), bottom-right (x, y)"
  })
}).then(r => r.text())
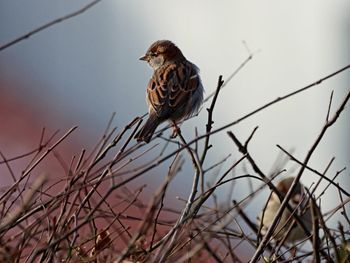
top-left (139, 54), bottom-right (148, 61)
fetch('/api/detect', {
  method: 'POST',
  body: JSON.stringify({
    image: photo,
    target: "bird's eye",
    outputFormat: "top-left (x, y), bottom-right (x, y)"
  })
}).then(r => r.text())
top-left (292, 194), bottom-right (301, 204)
top-left (150, 52), bottom-right (157, 57)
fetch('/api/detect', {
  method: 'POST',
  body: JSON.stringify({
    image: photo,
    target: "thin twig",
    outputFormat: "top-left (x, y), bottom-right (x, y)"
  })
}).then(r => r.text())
top-left (0, 0), bottom-right (102, 52)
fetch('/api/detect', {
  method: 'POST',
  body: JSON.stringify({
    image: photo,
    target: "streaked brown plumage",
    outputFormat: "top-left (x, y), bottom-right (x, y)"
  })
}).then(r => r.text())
top-left (135, 40), bottom-right (204, 143)
top-left (260, 177), bottom-right (313, 243)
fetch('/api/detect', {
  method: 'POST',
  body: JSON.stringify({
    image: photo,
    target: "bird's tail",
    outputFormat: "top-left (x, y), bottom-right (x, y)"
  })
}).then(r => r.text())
top-left (135, 114), bottom-right (160, 143)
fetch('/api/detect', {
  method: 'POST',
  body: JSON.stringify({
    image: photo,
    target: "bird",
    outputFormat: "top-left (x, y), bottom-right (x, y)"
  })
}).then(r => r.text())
top-left (259, 177), bottom-right (313, 243)
top-left (135, 40), bottom-right (204, 143)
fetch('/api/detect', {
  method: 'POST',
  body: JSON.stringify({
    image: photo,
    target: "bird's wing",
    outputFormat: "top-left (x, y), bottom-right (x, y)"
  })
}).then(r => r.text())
top-left (147, 62), bottom-right (200, 119)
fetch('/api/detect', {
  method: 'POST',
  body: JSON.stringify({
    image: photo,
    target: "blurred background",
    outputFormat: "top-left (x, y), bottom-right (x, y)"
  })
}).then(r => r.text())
top-left (0, 0), bottom-right (349, 259)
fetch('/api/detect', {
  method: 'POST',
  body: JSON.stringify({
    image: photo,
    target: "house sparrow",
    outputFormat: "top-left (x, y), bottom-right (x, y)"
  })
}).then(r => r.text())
top-left (259, 177), bottom-right (313, 243)
top-left (135, 40), bottom-right (204, 143)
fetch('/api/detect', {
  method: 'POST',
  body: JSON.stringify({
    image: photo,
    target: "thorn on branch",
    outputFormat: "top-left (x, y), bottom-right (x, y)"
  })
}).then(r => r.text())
top-left (244, 126), bottom-right (259, 149)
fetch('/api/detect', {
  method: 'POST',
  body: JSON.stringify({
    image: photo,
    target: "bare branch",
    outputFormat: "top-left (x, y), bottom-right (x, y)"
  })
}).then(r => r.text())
top-left (0, 0), bottom-right (102, 52)
top-left (250, 89), bottom-right (350, 263)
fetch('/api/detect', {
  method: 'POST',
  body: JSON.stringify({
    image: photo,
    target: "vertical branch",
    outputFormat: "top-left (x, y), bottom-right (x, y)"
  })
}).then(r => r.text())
top-left (198, 75), bottom-right (224, 194)
top-left (311, 198), bottom-right (321, 263)
top-left (200, 75), bottom-right (224, 164)
top-left (155, 132), bottom-right (203, 262)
